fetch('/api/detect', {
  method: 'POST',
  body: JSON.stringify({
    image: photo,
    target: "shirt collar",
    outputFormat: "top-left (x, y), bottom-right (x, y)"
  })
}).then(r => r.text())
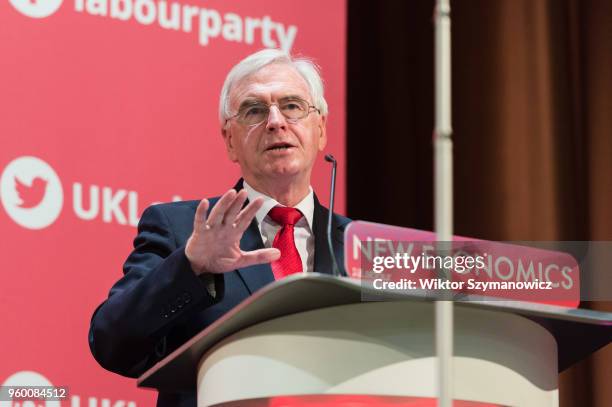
top-left (243, 180), bottom-right (314, 230)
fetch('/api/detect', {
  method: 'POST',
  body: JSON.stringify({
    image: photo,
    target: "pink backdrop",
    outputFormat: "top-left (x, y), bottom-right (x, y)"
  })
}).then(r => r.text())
top-left (0, 0), bottom-right (346, 404)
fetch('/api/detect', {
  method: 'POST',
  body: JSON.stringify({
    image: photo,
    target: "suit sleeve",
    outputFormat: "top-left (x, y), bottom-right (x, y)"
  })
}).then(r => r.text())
top-left (88, 204), bottom-right (222, 378)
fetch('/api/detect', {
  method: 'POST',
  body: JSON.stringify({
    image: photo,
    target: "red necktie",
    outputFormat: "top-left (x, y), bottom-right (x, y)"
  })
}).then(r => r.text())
top-left (268, 206), bottom-right (304, 279)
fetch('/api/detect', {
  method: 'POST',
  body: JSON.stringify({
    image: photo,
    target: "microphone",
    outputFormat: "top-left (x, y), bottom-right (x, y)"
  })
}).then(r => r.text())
top-left (324, 154), bottom-right (341, 277)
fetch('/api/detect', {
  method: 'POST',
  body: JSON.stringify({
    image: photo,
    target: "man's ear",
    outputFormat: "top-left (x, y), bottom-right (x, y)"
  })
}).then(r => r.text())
top-left (317, 115), bottom-right (328, 151)
top-left (221, 127), bottom-right (239, 162)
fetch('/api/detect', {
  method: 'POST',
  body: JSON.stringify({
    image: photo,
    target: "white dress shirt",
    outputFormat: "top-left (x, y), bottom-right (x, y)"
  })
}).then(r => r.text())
top-left (243, 181), bottom-right (315, 273)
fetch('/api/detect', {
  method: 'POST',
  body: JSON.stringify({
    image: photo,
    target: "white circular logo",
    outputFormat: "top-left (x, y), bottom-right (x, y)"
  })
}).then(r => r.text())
top-left (0, 371), bottom-right (60, 407)
top-left (8, 0), bottom-right (63, 19)
top-left (0, 156), bottom-right (63, 230)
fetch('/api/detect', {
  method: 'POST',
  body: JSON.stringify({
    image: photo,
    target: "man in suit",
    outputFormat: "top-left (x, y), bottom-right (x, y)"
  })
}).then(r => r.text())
top-left (88, 48), bottom-right (350, 406)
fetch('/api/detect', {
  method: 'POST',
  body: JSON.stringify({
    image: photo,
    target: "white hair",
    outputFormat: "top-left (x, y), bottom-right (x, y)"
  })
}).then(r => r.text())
top-left (219, 48), bottom-right (328, 124)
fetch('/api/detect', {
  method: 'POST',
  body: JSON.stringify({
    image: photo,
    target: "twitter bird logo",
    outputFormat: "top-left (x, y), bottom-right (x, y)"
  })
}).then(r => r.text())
top-left (15, 176), bottom-right (48, 209)
top-left (1, 156), bottom-right (63, 229)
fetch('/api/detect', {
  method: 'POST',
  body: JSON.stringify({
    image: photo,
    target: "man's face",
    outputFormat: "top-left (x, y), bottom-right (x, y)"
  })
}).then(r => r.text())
top-left (222, 63), bottom-right (327, 185)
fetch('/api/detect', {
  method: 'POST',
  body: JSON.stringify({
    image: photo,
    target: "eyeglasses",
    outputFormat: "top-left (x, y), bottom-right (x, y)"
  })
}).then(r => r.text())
top-left (225, 97), bottom-right (320, 127)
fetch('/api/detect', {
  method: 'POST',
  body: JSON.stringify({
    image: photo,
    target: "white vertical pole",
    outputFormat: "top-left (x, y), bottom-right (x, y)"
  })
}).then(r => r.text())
top-left (434, 0), bottom-right (453, 406)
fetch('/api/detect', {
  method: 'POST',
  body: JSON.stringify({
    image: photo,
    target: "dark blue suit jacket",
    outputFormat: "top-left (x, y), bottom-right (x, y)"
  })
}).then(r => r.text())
top-left (88, 179), bottom-right (350, 406)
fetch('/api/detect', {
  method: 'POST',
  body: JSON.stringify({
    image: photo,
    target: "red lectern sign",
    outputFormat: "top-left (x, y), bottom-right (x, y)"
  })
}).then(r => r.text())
top-left (344, 221), bottom-right (580, 308)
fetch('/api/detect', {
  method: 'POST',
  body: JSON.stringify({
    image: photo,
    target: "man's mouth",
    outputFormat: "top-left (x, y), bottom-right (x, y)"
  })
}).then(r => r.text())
top-left (266, 142), bottom-right (295, 151)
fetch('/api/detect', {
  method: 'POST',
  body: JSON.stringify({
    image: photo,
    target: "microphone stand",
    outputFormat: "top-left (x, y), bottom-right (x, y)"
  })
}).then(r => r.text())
top-left (324, 154), bottom-right (341, 277)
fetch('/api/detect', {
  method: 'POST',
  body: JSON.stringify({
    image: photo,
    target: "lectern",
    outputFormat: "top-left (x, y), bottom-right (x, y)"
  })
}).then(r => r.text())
top-left (137, 273), bottom-right (611, 406)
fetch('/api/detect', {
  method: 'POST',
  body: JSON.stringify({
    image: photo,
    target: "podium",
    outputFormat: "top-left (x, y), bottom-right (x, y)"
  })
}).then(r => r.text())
top-left (137, 273), bottom-right (612, 406)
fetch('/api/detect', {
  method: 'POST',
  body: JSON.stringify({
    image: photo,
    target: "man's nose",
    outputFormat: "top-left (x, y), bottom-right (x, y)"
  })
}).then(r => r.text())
top-left (265, 105), bottom-right (287, 132)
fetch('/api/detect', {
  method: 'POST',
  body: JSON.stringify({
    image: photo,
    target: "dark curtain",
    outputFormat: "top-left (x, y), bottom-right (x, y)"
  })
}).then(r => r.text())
top-left (346, 0), bottom-right (612, 405)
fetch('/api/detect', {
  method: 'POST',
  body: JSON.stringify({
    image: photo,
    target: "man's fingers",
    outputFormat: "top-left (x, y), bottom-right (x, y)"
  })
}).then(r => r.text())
top-left (238, 248), bottom-right (281, 268)
top-left (234, 197), bottom-right (264, 231)
top-left (193, 199), bottom-right (210, 231)
top-left (224, 189), bottom-right (248, 226)
top-left (206, 189), bottom-right (237, 227)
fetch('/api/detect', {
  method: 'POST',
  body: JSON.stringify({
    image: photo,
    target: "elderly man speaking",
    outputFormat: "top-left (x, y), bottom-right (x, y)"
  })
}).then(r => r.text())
top-left (88, 49), bottom-right (350, 406)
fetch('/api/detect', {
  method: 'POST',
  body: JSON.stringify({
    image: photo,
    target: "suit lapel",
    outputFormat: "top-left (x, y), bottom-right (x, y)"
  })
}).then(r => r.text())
top-left (236, 219), bottom-right (275, 294)
top-left (230, 178), bottom-right (275, 294)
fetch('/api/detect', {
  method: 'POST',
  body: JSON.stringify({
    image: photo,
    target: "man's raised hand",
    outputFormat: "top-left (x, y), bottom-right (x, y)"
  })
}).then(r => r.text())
top-left (185, 189), bottom-right (280, 275)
